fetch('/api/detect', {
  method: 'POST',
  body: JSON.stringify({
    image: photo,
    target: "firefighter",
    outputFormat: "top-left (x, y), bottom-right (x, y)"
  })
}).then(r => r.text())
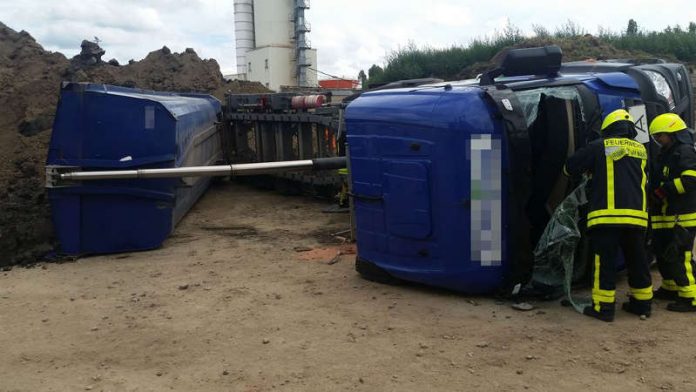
top-left (563, 109), bottom-right (652, 322)
top-left (649, 113), bottom-right (696, 312)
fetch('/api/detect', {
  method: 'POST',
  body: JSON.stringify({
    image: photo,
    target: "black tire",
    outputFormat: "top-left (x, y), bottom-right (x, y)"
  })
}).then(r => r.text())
top-left (355, 257), bottom-right (402, 285)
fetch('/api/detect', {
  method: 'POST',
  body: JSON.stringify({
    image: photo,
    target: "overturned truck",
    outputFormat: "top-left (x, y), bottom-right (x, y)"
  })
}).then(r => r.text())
top-left (45, 46), bottom-right (694, 297)
top-left (346, 46), bottom-right (694, 294)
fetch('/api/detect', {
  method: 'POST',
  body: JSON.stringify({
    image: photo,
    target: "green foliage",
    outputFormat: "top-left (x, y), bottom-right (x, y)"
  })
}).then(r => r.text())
top-left (532, 24), bottom-right (550, 38)
top-left (601, 24), bottom-right (696, 62)
top-left (554, 20), bottom-right (586, 38)
top-left (368, 23), bottom-right (525, 85)
top-left (367, 20), bottom-right (696, 86)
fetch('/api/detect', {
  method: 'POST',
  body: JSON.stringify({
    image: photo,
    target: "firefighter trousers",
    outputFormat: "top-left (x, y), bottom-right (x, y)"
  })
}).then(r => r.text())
top-left (652, 227), bottom-right (696, 303)
top-left (590, 227), bottom-right (653, 309)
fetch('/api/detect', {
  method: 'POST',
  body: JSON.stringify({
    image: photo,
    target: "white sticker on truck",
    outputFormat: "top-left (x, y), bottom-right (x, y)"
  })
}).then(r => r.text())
top-left (145, 106), bottom-right (155, 130)
top-left (469, 134), bottom-right (502, 267)
top-left (628, 105), bottom-right (649, 144)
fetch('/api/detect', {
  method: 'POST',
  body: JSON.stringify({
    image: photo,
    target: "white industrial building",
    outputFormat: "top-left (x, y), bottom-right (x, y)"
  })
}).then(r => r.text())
top-left (232, 0), bottom-right (318, 91)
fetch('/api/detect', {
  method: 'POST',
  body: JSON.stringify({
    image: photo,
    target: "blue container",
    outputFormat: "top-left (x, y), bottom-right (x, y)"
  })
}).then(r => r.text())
top-left (47, 83), bottom-right (222, 256)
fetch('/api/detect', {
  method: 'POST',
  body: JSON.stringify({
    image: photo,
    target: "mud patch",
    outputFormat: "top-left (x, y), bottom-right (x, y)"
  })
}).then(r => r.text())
top-left (199, 225), bottom-right (259, 238)
top-left (296, 244), bottom-right (356, 262)
top-left (308, 227), bottom-right (351, 245)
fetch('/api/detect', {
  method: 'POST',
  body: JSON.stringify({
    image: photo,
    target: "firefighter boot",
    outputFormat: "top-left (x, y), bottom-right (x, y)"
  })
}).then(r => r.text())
top-left (653, 287), bottom-right (678, 301)
top-left (621, 297), bottom-right (652, 318)
top-left (583, 302), bottom-right (615, 322)
top-left (666, 297), bottom-right (696, 312)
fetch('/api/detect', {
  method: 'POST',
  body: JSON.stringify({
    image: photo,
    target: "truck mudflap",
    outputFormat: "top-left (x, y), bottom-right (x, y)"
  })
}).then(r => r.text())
top-left (483, 87), bottom-right (533, 295)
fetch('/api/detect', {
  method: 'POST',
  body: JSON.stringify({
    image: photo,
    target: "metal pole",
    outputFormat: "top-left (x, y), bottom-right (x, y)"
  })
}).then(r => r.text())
top-left (56, 157), bottom-right (346, 182)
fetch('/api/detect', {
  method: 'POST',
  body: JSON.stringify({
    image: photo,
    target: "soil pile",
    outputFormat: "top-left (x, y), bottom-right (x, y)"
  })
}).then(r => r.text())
top-left (68, 45), bottom-right (233, 97)
top-left (0, 21), bottom-right (267, 266)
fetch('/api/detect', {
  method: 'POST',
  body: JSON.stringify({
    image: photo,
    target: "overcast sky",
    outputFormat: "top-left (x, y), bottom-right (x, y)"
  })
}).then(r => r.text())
top-left (2, 0), bottom-right (696, 79)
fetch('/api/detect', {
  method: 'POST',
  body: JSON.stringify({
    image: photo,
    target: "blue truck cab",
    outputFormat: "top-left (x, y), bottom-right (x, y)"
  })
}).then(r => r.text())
top-left (345, 46), bottom-right (694, 294)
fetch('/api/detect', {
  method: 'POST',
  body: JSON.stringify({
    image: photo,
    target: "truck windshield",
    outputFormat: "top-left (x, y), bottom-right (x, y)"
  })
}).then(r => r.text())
top-left (515, 86), bottom-right (586, 127)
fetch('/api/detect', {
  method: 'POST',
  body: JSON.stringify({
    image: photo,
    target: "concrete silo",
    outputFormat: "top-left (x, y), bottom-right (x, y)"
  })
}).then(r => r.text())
top-left (233, 0), bottom-right (255, 75)
top-left (233, 0), bottom-right (318, 91)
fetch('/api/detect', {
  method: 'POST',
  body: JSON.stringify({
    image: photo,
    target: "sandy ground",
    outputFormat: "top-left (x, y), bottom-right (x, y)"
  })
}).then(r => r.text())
top-left (1, 181), bottom-right (696, 392)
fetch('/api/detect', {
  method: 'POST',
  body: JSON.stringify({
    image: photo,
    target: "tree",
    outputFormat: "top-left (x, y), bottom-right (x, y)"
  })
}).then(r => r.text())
top-left (689, 21), bottom-right (696, 33)
top-left (358, 70), bottom-right (367, 89)
top-left (367, 64), bottom-right (383, 79)
top-left (626, 19), bottom-right (638, 35)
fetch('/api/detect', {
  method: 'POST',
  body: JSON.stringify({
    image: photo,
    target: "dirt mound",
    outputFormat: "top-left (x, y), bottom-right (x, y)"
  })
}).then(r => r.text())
top-left (457, 35), bottom-right (664, 79)
top-left (0, 22), bottom-right (70, 266)
top-left (68, 46), bottom-right (228, 97)
top-left (0, 21), bottom-right (268, 267)
top-left (66, 44), bottom-right (267, 100)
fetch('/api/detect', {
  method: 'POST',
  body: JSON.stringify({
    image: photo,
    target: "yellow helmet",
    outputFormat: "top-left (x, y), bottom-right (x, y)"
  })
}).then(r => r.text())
top-left (601, 109), bottom-right (634, 131)
top-left (649, 113), bottom-right (687, 135)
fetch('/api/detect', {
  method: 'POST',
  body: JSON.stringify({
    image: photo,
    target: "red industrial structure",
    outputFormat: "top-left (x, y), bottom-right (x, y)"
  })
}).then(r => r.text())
top-left (319, 79), bottom-right (359, 89)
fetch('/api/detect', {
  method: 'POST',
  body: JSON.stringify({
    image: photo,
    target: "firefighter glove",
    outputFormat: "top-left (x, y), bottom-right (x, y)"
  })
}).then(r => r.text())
top-left (654, 187), bottom-right (668, 201)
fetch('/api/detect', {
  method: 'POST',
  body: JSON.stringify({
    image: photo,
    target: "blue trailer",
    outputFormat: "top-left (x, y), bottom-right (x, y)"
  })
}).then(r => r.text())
top-left (46, 83), bottom-right (223, 256)
top-left (346, 46), bottom-right (694, 294)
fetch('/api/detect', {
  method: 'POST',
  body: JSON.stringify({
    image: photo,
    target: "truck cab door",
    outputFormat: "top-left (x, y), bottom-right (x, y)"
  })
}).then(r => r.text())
top-left (484, 88), bottom-right (533, 294)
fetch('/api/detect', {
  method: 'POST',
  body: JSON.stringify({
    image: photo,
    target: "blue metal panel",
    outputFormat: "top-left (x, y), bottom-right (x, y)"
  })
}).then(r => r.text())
top-left (47, 83), bottom-right (221, 256)
top-left (582, 75), bottom-right (642, 117)
top-left (595, 72), bottom-right (639, 91)
top-left (347, 86), bottom-right (507, 293)
top-left (383, 160), bottom-right (431, 239)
